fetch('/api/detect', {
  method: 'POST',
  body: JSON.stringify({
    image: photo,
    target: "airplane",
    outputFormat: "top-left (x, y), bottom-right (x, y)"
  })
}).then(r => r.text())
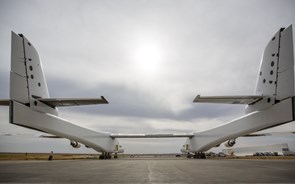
top-left (0, 32), bottom-right (124, 159)
top-left (181, 25), bottom-right (295, 158)
top-left (0, 25), bottom-right (294, 159)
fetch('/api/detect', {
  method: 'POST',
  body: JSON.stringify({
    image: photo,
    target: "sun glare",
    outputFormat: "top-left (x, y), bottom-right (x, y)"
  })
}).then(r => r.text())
top-left (133, 41), bottom-right (163, 75)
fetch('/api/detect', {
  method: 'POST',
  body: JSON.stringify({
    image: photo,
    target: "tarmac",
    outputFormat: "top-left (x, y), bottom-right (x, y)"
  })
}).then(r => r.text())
top-left (0, 158), bottom-right (294, 183)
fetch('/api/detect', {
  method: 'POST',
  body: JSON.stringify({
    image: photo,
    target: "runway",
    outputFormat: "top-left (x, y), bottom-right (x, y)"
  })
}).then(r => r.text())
top-left (0, 159), bottom-right (294, 183)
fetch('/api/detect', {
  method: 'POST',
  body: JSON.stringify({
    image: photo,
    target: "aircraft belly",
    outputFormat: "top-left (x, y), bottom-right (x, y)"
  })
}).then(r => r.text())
top-left (188, 98), bottom-right (293, 152)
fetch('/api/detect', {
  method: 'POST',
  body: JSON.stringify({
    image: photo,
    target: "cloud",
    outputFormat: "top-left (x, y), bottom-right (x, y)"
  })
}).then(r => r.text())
top-left (46, 77), bottom-right (245, 120)
top-left (1, 0), bottom-right (295, 153)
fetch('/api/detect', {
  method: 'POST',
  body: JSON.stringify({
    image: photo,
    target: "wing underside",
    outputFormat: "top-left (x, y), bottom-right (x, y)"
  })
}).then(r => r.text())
top-left (0, 99), bottom-right (9, 106)
top-left (110, 133), bottom-right (194, 138)
top-left (32, 95), bottom-right (108, 107)
top-left (193, 95), bottom-right (263, 105)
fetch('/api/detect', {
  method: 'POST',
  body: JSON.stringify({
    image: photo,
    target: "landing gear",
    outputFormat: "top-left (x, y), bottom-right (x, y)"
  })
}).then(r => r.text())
top-left (187, 153), bottom-right (192, 158)
top-left (99, 152), bottom-right (112, 159)
top-left (193, 152), bottom-right (206, 159)
top-left (186, 152), bottom-right (206, 159)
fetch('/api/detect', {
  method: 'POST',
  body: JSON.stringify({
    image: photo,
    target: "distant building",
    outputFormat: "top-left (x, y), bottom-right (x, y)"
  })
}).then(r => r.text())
top-left (222, 143), bottom-right (289, 156)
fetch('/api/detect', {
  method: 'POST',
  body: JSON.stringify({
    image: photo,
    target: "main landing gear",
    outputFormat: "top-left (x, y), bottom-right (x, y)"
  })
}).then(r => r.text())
top-left (187, 152), bottom-right (206, 159)
top-left (99, 152), bottom-right (112, 159)
top-left (193, 152), bottom-right (206, 159)
top-left (99, 152), bottom-right (119, 159)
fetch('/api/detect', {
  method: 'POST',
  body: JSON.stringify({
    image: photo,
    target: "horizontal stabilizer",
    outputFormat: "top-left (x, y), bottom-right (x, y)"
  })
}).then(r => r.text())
top-left (243, 132), bottom-right (295, 137)
top-left (110, 133), bottom-right (194, 138)
top-left (0, 99), bottom-right (9, 106)
top-left (39, 134), bottom-right (62, 138)
top-left (32, 95), bottom-right (108, 107)
top-left (242, 133), bottom-right (271, 137)
top-left (193, 95), bottom-right (263, 105)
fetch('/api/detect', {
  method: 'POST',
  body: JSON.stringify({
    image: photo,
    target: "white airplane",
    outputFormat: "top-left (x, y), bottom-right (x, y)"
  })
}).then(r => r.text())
top-left (181, 25), bottom-right (295, 158)
top-left (0, 25), bottom-right (294, 159)
top-left (0, 32), bottom-right (124, 159)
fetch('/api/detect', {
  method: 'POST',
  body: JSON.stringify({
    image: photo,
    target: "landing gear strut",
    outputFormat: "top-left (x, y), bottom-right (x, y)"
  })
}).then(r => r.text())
top-left (193, 152), bottom-right (206, 159)
top-left (187, 153), bottom-right (192, 158)
top-left (99, 152), bottom-right (112, 159)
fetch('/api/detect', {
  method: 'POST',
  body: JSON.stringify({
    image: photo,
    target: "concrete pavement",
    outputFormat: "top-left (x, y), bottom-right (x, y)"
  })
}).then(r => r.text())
top-left (0, 159), bottom-right (294, 183)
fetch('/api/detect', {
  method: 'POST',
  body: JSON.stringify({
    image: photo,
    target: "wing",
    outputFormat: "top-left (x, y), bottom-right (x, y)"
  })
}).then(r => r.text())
top-left (193, 95), bottom-right (263, 105)
top-left (110, 133), bottom-right (194, 138)
top-left (32, 95), bottom-right (108, 107)
top-left (0, 99), bottom-right (9, 106)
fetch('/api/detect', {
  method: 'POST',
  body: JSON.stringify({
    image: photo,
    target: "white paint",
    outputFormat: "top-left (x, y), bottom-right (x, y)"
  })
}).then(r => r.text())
top-left (187, 25), bottom-right (295, 152)
top-left (5, 25), bottom-right (295, 155)
top-left (8, 32), bottom-right (122, 153)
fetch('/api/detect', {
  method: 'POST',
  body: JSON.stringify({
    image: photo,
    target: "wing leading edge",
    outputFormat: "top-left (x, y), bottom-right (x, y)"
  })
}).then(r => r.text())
top-left (193, 95), bottom-right (263, 105)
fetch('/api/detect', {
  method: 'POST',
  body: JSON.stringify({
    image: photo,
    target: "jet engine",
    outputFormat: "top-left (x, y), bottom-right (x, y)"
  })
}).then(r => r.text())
top-left (224, 139), bottom-right (236, 147)
top-left (70, 140), bottom-right (81, 148)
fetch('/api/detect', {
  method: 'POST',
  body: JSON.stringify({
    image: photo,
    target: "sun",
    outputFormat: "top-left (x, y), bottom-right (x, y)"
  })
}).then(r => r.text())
top-left (133, 41), bottom-right (163, 75)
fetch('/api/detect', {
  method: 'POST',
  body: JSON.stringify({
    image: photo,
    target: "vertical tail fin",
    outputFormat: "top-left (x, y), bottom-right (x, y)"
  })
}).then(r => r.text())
top-left (275, 26), bottom-right (294, 100)
top-left (246, 25), bottom-right (294, 113)
top-left (10, 32), bottom-right (30, 104)
top-left (10, 32), bottom-right (57, 115)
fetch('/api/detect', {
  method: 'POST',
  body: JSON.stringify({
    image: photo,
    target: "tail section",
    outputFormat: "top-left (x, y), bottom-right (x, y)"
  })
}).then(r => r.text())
top-left (190, 25), bottom-right (295, 153)
top-left (276, 26), bottom-right (294, 100)
top-left (10, 32), bottom-right (30, 104)
top-left (246, 25), bottom-right (294, 113)
top-left (10, 32), bottom-right (57, 115)
top-left (8, 31), bottom-right (117, 153)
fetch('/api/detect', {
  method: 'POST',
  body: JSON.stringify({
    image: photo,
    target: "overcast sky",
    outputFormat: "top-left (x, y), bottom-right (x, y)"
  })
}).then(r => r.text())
top-left (1, 0), bottom-right (295, 154)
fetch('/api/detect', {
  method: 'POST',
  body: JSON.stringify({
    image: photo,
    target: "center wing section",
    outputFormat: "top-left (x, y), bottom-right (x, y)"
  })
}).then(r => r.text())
top-left (193, 95), bottom-right (263, 105)
top-left (32, 95), bottom-right (108, 107)
top-left (110, 133), bottom-right (194, 138)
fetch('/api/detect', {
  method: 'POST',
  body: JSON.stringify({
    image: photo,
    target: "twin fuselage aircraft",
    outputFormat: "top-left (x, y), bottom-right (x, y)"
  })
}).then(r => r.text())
top-left (0, 25), bottom-right (294, 159)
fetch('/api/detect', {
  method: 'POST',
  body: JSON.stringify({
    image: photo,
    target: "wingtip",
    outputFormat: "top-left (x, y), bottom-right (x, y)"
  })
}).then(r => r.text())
top-left (101, 96), bottom-right (109, 104)
top-left (193, 94), bottom-right (201, 103)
